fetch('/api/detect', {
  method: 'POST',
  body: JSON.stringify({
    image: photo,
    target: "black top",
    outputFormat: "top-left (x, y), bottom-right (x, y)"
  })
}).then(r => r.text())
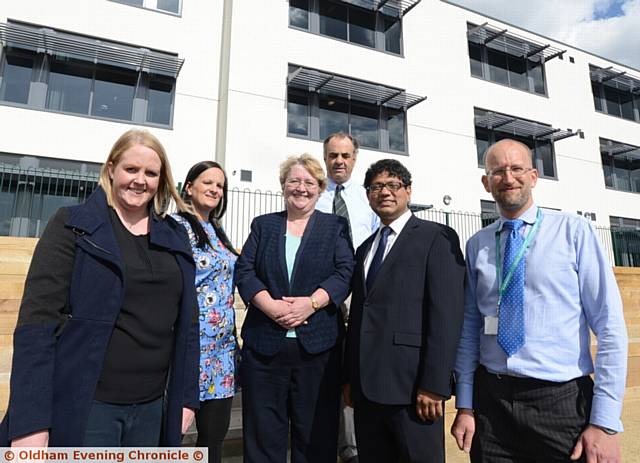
top-left (94, 208), bottom-right (182, 404)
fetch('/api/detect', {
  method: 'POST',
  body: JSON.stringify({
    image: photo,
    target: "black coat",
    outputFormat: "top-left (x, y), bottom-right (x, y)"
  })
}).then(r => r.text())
top-left (345, 214), bottom-right (465, 405)
top-left (0, 188), bottom-right (200, 446)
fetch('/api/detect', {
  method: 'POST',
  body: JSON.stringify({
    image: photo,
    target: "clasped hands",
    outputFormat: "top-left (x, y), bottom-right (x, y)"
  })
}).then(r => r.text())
top-left (268, 297), bottom-right (314, 329)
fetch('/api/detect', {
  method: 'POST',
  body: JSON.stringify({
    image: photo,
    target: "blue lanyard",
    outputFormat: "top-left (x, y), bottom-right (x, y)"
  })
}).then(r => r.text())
top-left (495, 208), bottom-right (543, 309)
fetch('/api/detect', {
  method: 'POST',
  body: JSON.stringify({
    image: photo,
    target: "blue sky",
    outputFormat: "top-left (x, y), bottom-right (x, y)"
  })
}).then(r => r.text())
top-left (447, 0), bottom-right (640, 70)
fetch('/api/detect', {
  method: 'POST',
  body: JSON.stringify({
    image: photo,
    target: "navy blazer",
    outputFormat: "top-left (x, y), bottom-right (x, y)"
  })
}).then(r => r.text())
top-left (235, 210), bottom-right (355, 356)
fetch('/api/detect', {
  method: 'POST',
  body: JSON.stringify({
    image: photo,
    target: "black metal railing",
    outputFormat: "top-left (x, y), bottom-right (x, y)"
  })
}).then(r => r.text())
top-left (0, 163), bottom-right (99, 237)
top-left (1, 179), bottom-right (637, 268)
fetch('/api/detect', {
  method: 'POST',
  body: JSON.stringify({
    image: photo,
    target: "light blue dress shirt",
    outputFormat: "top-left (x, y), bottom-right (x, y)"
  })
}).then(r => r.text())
top-left (454, 205), bottom-right (628, 432)
top-left (316, 177), bottom-right (379, 250)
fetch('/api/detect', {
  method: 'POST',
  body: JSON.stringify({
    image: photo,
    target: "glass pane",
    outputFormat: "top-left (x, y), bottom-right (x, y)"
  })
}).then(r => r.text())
top-left (468, 42), bottom-right (483, 77)
top-left (529, 60), bottom-right (545, 94)
top-left (604, 86), bottom-right (622, 117)
top-left (91, 64), bottom-right (136, 120)
top-left (601, 153), bottom-right (614, 188)
top-left (349, 8), bottom-right (375, 48)
top-left (350, 102), bottom-right (379, 149)
top-left (384, 18), bottom-right (401, 54)
top-left (287, 88), bottom-right (309, 136)
top-left (508, 55), bottom-right (528, 91)
top-left (387, 108), bottom-right (405, 152)
top-left (157, 0), bottom-right (180, 13)
top-left (319, 95), bottom-right (348, 140)
top-left (320, 2), bottom-right (348, 40)
top-left (289, 0), bottom-right (310, 29)
top-left (535, 142), bottom-right (555, 178)
top-left (147, 75), bottom-right (174, 125)
top-left (631, 159), bottom-right (640, 193)
top-left (592, 82), bottom-right (603, 112)
top-left (46, 57), bottom-right (92, 115)
top-left (487, 48), bottom-right (508, 85)
top-left (620, 90), bottom-right (634, 121)
top-left (475, 127), bottom-right (490, 166)
top-left (0, 49), bottom-right (35, 104)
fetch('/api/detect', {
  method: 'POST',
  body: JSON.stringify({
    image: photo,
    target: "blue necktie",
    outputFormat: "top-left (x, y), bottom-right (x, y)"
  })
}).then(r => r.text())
top-left (498, 219), bottom-right (526, 357)
top-left (366, 226), bottom-right (391, 291)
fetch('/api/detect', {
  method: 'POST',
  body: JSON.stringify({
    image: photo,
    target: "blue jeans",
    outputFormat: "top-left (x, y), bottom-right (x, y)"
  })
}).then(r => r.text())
top-left (83, 397), bottom-right (163, 446)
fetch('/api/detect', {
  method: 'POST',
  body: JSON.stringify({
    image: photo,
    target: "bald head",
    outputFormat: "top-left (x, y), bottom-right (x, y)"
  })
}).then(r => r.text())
top-left (483, 139), bottom-right (533, 173)
top-left (481, 138), bottom-right (538, 219)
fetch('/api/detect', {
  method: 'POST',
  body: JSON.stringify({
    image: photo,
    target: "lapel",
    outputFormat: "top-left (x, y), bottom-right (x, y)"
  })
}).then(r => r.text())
top-left (358, 233), bottom-right (375, 297)
top-left (276, 211), bottom-right (290, 294)
top-left (289, 210), bottom-right (319, 291)
top-left (366, 214), bottom-right (420, 298)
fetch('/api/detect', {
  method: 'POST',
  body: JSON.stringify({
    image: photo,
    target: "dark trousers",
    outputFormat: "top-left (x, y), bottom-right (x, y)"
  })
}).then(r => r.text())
top-left (196, 397), bottom-right (233, 463)
top-left (471, 366), bottom-right (593, 463)
top-left (240, 339), bottom-right (341, 463)
top-left (82, 397), bottom-right (163, 446)
top-left (354, 397), bottom-right (444, 463)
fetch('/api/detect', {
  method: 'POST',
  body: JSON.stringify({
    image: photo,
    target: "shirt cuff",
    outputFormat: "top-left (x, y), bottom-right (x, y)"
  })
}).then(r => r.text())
top-left (590, 394), bottom-right (624, 433)
top-left (455, 382), bottom-right (474, 410)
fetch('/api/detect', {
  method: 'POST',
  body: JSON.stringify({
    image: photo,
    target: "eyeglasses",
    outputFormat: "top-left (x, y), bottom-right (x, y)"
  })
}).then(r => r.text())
top-left (367, 181), bottom-right (405, 193)
top-left (285, 178), bottom-right (319, 189)
top-left (487, 166), bottom-right (532, 179)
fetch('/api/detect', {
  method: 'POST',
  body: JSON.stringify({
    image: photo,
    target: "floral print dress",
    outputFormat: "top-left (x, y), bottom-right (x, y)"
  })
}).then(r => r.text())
top-left (173, 215), bottom-right (237, 401)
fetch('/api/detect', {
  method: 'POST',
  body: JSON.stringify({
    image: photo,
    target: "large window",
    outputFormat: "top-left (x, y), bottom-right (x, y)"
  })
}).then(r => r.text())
top-left (610, 216), bottom-right (640, 267)
top-left (289, 0), bottom-right (419, 55)
top-left (110, 0), bottom-right (181, 15)
top-left (467, 23), bottom-right (564, 96)
top-left (600, 138), bottom-right (640, 194)
top-left (287, 65), bottom-right (426, 153)
top-left (0, 21), bottom-right (182, 127)
top-left (590, 65), bottom-right (640, 123)
top-left (474, 108), bottom-right (579, 179)
top-left (0, 153), bottom-right (100, 237)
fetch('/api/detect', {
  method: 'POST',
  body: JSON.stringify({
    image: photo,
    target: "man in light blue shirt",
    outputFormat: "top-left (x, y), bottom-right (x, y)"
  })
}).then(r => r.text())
top-left (316, 132), bottom-right (378, 463)
top-left (451, 139), bottom-right (627, 462)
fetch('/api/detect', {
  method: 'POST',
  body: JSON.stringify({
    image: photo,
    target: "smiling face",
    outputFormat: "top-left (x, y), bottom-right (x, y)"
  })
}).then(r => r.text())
top-left (186, 167), bottom-right (225, 221)
top-left (482, 140), bottom-right (538, 219)
top-left (283, 164), bottom-right (320, 215)
top-left (324, 136), bottom-right (357, 185)
top-left (108, 143), bottom-right (162, 215)
top-left (367, 171), bottom-right (412, 225)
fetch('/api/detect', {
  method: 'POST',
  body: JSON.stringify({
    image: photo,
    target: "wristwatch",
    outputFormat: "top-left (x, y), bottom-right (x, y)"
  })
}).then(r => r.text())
top-left (593, 424), bottom-right (618, 435)
top-left (310, 297), bottom-right (320, 311)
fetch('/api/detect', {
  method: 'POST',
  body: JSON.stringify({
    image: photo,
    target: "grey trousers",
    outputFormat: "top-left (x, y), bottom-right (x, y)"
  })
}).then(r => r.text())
top-left (339, 295), bottom-right (358, 461)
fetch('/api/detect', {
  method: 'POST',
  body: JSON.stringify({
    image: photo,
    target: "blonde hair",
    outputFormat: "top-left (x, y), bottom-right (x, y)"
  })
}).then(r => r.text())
top-left (279, 154), bottom-right (327, 192)
top-left (98, 129), bottom-right (185, 216)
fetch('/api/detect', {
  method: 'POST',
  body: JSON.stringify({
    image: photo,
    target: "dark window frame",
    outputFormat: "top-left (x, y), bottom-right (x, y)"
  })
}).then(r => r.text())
top-left (590, 66), bottom-right (640, 123)
top-left (289, 0), bottom-right (404, 56)
top-left (0, 32), bottom-right (177, 128)
top-left (600, 138), bottom-right (640, 194)
top-left (467, 23), bottom-right (549, 97)
top-left (287, 86), bottom-right (408, 154)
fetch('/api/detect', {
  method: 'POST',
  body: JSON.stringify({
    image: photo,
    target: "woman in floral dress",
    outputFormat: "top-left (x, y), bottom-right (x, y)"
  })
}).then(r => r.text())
top-left (173, 161), bottom-right (238, 463)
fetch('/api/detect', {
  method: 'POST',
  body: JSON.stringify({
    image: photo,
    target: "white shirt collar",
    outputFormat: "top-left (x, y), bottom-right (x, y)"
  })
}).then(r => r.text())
top-left (382, 208), bottom-right (412, 236)
top-left (327, 177), bottom-right (354, 192)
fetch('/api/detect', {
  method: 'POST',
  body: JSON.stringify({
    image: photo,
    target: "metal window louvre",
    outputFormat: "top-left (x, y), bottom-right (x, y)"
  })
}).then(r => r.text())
top-left (287, 65), bottom-right (426, 110)
top-left (600, 139), bottom-right (640, 160)
top-left (337, 0), bottom-right (421, 18)
top-left (590, 65), bottom-right (640, 93)
top-left (467, 22), bottom-right (565, 63)
top-left (0, 21), bottom-right (183, 77)
top-left (474, 110), bottom-right (579, 142)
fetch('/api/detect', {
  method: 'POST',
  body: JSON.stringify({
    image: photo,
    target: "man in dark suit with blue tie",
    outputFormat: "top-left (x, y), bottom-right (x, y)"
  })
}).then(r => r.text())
top-left (344, 159), bottom-right (465, 463)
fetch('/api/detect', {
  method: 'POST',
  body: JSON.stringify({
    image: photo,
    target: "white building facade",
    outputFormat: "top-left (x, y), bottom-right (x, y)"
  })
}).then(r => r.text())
top-left (0, 0), bottom-right (638, 263)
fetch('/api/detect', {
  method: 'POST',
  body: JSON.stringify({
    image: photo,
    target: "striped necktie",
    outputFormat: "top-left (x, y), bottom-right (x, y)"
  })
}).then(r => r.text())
top-left (333, 184), bottom-right (352, 241)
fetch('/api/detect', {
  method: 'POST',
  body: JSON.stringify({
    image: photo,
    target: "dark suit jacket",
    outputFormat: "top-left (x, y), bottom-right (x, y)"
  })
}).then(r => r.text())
top-left (235, 210), bottom-right (355, 356)
top-left (345, 214), bottom-right (465, 405)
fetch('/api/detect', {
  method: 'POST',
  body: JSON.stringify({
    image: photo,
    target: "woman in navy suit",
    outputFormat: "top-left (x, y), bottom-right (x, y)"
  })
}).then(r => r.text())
top-left (235, 154), bottom-right (355, 463)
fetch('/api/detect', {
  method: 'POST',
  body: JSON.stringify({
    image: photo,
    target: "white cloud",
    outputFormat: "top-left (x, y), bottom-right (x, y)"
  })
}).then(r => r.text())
top-left (446, 0), bottom-right (640, 70)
